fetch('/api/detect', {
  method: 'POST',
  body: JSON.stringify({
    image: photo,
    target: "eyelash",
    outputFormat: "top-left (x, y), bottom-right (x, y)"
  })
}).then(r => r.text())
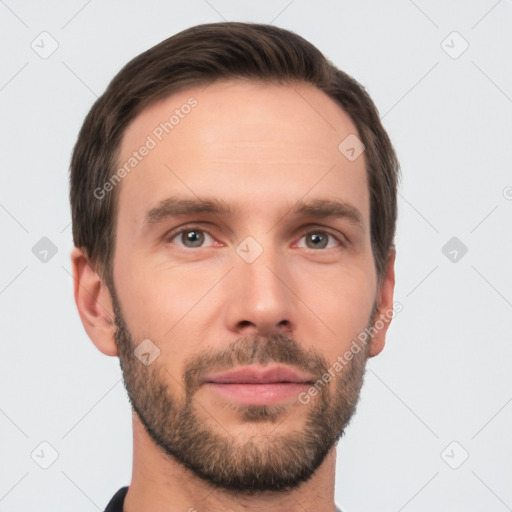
top-left (163, 224), bottom-right (348, 250)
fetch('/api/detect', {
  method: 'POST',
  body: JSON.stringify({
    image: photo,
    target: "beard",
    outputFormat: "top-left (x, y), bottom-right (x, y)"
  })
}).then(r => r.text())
top-left (110, 286), bottom-right (376, 495)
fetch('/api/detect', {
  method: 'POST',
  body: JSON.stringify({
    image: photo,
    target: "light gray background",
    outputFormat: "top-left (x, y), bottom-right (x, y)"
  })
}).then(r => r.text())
top-left (1, 1), bottom-right (511, 511)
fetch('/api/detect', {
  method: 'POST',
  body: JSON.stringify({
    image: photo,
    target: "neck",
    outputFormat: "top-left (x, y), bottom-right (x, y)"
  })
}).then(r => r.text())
top-left (124, 413), bottom-right (339, 512)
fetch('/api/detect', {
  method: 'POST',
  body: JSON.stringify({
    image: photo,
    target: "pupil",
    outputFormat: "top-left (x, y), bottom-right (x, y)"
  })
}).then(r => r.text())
top-left (309, 233), bottom-right (326, 249)
top-left (185, 230), bottom-right (202, 246)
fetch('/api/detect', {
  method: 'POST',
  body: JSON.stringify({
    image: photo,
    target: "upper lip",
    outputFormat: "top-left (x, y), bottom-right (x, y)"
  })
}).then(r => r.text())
top-left (202, 365), bottom-right (316, 385)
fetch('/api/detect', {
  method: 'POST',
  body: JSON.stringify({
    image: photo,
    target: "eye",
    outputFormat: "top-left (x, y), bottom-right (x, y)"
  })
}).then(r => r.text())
top-left (165, 227), bottom-right (215, 248)
top-left (164, 226), bottom-right (346, 251)
top-left (296, 230), bottom-right (344, 250)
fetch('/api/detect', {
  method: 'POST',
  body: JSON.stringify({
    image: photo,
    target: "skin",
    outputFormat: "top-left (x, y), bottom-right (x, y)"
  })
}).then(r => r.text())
top-left (71, 80), bottom-right (395, 512)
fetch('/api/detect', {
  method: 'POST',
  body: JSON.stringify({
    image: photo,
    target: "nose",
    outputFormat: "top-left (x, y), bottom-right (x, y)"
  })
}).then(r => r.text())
top-left (224, 242), bottom-right (297, 339)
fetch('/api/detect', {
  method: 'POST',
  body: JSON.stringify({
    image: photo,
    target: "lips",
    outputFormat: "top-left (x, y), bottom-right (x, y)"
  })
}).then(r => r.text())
top-left (201, 365), bottom-right (316, 385)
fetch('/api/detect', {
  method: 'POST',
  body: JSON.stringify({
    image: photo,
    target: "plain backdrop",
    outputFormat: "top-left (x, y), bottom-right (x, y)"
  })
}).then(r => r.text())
top-left (1, 1), bottom-right (511, 511)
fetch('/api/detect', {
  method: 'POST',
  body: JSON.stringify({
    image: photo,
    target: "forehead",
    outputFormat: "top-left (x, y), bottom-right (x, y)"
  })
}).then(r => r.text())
top-left (115, 80), bottom-right (369, 234)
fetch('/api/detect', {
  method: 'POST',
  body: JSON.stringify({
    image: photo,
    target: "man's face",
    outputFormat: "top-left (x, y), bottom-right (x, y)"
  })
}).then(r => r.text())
top-left (110, 80), bottom-right (386, 492)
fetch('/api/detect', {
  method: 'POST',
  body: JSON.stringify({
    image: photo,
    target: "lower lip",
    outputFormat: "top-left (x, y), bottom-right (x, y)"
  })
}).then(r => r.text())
top-left (204, 382), bottom-right (311, 406)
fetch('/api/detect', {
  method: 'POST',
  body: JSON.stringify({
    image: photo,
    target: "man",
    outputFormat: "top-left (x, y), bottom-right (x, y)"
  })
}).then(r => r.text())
top-left (69, 21), bottom-right (399, 512)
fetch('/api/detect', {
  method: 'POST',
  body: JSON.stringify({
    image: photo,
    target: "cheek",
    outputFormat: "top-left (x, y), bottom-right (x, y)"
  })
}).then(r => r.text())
top-left (113, 251), bottom-right (219, 354)
top-left (113, 251), bottom-right (178, 339)
top-left (293, 261), bottom-right (376, 354)
top-left (113, 262), bottom-right (196, 384)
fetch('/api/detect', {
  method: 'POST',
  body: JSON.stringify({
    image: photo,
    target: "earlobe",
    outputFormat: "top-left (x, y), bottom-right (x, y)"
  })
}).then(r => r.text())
top-left (70, 247), bottom-right (119, 357)
top-left (368, 248), bottom-right (396, 358)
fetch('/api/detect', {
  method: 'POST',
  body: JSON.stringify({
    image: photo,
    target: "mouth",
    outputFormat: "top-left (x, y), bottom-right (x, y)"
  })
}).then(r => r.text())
top-left (201, 365), bottom-right (315, 406)
top-left (201, 364), bottom-right (316, 385)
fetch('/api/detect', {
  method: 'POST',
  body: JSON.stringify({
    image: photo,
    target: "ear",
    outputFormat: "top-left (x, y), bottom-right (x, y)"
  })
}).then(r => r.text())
top-left (70, 247), bottom-right (118, 357)
top-left (368, 247), bottom-right (396, 358)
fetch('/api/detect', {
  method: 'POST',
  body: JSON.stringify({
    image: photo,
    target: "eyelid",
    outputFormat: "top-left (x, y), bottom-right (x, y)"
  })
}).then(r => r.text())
top-left (163, 223), bottom-right (349, 248)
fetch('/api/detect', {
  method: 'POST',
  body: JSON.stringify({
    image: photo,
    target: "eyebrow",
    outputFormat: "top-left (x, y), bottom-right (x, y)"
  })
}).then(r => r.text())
top-left (142, 196), bottom-right (364, 233)
top-left (291, 198), bottom-right (363, 228)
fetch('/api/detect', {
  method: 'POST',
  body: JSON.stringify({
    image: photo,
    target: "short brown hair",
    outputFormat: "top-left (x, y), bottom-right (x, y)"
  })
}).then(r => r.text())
top-left (70, 21), bottom-right (399, 288)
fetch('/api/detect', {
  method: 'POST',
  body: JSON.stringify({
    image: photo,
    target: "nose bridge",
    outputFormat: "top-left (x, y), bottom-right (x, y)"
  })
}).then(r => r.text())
top-left (237, 233), bottom-right (287, 297)
top-left (240, 237), bottom-right (282, 286)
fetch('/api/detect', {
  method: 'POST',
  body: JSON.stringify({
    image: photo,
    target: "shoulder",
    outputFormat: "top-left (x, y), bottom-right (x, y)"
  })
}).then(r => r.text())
top-left (103, 486), bottom-right (129, 512)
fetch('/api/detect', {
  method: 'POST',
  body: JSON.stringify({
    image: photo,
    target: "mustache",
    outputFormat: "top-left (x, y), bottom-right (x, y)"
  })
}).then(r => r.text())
top-left (182, 333), bottom-right (330, 396)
